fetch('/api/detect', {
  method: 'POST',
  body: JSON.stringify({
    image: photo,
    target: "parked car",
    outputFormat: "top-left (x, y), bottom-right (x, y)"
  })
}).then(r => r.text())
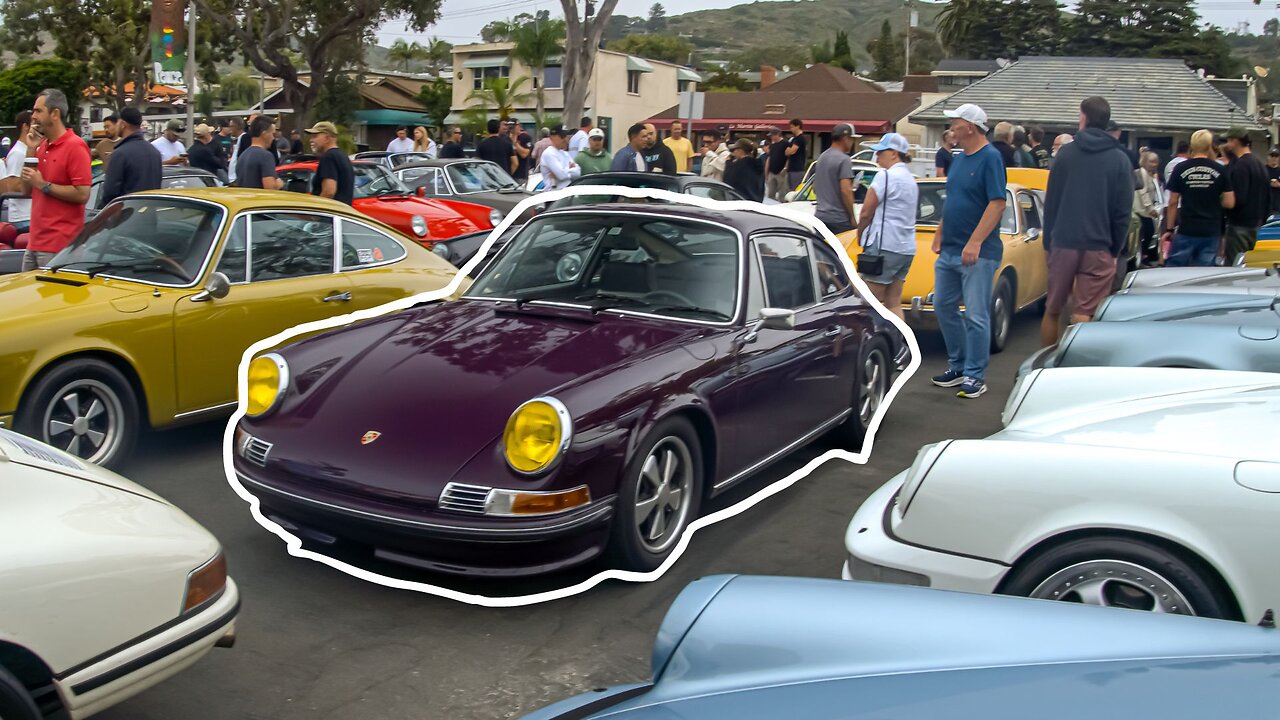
top-left (1121, 265), bottom-right (1280, 294)
top-left (233, 204), bottom-right (908, 577)
top-left (1021, 292), bottom-right (1280, 374)
top-left (783, 159), bottom-right (881, 215)
top-left (844, 366), bottom-right (1280, 622)
top-left (0, 427), bottom-right (238, 720)
top-left (352, 150), bottom-right (436, 170)
top-left (522, 574), bottom-right (1280, 720)
top-left (391, 158), bottom-right (533, 221)
top-left (276, 160), bottom-right (495, 248)
top-left (86, 166), bottom-right (220, 221)
top-left (1238, 247), bottom-right (1280, 268)
top-left (0, 189), bottom-right (461, 468)
top-left (428, 172), bottom-right (748, 268)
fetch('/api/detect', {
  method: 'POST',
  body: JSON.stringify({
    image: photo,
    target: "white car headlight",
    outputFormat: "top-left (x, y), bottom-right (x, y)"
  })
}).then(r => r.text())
top-left (411, 214), bottom-right (428, 237)
top-left (432, 243), bottom-right (451, 259)
top-left (897, 441), bottom-right (951, 517)
top-left (1002, 368), bottom-right (1042, 427)
top-left (488, 208), bottom-right (503, 226)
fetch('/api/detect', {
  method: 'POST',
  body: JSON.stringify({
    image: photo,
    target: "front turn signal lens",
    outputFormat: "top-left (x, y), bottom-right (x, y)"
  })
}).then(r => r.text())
top-left (184, 551), bottom-right (227, 612)
top-left (502, 397), bottom-right (570, 474)
top-left (246, 353), bottom-right (288, 417)
top-left (485, 486), bottom-right (591, 516)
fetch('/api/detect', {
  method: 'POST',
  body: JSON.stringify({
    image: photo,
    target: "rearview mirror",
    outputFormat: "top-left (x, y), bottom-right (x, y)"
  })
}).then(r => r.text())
top-left (191, 271), bottom-right (231, 302)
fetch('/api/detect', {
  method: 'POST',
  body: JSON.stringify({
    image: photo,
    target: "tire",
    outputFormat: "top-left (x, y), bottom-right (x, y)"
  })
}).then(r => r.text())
top-left (989, 274), bottom-right (1014, 354)
top-left (835, 337), bottom-right (889, 450)
top-left (1001, 535), bottom-right (1232, 619)
top-left (607, 417), bottom-right (704, 572)
top-left (0, 665), bottom-right (40, 720)
top-left (15, 358), bottom-right (140, 469)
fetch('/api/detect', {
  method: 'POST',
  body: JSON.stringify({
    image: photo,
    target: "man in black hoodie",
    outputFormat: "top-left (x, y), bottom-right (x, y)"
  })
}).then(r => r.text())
top-left (1041, 96), bottom-right (1135, 347)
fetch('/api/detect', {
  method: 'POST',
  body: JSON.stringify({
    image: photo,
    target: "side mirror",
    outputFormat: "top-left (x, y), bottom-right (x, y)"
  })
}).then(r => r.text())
top-left (759, 307), bottom-right (796, 330)
top-left (784, 191), bottom-right (798, 202)
top-left (1025, 227), bottom-right (1041, 241)
top-left (191, 271), bottom-right (231, 302)
top-left (416, 185), bottom-right (427, 198)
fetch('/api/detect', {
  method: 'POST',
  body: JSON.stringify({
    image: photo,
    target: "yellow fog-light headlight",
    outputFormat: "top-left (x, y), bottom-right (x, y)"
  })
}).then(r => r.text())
top-left (246, 353), bottom-right (288, 417)
top-left (502, 397), bottom-right (571, 474)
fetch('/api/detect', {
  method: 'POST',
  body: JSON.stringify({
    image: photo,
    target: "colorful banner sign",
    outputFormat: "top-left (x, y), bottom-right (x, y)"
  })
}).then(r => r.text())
top-left (150, 0), bottom-right (187, 85)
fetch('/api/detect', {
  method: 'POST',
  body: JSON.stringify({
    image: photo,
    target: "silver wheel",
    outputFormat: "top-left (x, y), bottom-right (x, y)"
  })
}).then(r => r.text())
top-left (858, 347), bottom-right (887, 427)
top-left (41, 378), bottom-right (124, 464)
top-left (1030, 560), bottom-right (1195, 615)
top-left (633, 436), bottom-right (695, 554)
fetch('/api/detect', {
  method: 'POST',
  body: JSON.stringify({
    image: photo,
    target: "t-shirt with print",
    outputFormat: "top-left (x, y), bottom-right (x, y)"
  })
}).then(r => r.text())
top-left (813, 147), bottom-right (854, 227)
top-left (941, 143), bottom-right (1007, 262)
top-left (785, 134), bottom-right (807, 173)
top-left (1167, 157), bottom-right (1232, 237)
top-left (235, 146), bottom-right (278, 189)
top-left (2, 141), bottom-right (31, 224)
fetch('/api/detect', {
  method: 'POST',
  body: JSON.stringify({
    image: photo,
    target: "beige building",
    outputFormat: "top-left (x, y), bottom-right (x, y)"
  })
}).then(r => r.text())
top-left (447, 42), bottom-right (699, 151)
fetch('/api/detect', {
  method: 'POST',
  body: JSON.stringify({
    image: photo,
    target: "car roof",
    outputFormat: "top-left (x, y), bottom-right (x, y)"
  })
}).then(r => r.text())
top-left (395, 158), bottom-right (496, 170)
top-left (538, 202), bottom-right (812, 235)
top-left (571, 172), bottom-right (733, 189)
top-left (131, 187), bottom-right (383, 215)
top-left (918, 176), bottom-right (1037, 194)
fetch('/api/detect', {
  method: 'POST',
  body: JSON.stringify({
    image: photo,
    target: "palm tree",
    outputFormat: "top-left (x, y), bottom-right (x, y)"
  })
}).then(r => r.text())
top-left (424, 37), bottom-right (453, 77)
top-left (387, 39), bottom-right (425, 72)
top-left (936, 0), bottom-right (988, 55)
top-left (510, 19), bottom-right (565, 126)
top-left (465, 76), bottom-right (534, 123)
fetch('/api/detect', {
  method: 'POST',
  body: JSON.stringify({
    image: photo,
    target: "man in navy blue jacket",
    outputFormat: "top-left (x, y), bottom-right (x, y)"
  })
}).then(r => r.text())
top-left (101, 107), bottom-right (161, 206)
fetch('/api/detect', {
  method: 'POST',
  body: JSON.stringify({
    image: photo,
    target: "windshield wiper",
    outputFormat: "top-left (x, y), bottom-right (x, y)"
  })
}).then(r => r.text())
top-left (649, 305), bottom-right (731, 321)
top-left (77, 259), bottom-right (191, 282)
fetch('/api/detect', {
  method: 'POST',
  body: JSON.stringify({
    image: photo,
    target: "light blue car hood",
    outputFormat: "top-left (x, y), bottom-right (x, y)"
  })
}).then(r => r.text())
top-left (1098, 292), bottom-right (1280, 325)
top-left (529, 576), bottom-right (1280, 719)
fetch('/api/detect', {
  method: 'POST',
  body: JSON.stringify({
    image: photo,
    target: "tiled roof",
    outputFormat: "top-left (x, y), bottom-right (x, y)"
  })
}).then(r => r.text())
top-left (360, 84), bottom-right (425, 113)
top-left (761, 63), bottom-right (883, 93)
top-left (913, 56), bottom-right (1264, 131)
top-left (650, 91), bottom-right (921, 123)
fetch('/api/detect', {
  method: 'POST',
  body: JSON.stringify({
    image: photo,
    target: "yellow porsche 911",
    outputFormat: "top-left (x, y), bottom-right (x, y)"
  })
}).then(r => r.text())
top-left (0, 189), bottom-right (460, 467)
top-left (844, 169), bottom-right (1052, 352)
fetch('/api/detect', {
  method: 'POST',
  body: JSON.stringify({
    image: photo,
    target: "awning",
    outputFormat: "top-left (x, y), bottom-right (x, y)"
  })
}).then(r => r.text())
top-left (626, 56), bottom-right (655, 73)
top-left (462, 55), bottom-right (510, 69)
top-left (676, 68), bottom-right (702, 82)
top-left (646, 118), bottom-right (894, 134)
top-left (443, 111), bottom-right (539, 126)
top-left (354, 109), bottom-right (433, 126)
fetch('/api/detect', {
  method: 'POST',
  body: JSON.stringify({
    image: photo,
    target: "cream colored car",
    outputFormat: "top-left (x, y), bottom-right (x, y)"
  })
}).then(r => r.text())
top-left (0, 428), bottom-right (238, 719)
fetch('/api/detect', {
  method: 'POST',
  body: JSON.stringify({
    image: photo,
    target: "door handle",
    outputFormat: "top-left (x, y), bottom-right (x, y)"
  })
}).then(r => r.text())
top-left (323, 291), bottom-right (353, 303)
top-left (824, 326), bottom-right (842, 338)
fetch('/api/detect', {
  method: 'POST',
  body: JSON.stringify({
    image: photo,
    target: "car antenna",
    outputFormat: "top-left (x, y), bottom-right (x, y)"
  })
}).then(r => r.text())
top-left (1260, 609), bottom-right (1276, 629)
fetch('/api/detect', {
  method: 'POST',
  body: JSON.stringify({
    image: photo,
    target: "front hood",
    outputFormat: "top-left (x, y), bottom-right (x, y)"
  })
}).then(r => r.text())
top-left (1098, 292), bottom-right (1280, 324)
top-left (461, 190), bottom-right (530, 213)
top-left (0, 271), bottom-right (155, 318)
top-left (1124, 266), bottom-right (1280, 292)
top-left (252, 301), bottom-right (694, 493)
top-left (0, 428), bottom-right (166, 504)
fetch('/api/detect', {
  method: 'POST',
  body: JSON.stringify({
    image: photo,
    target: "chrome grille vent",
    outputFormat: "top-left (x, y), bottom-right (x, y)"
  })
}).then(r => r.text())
top-left (243, 436), bottom-right (273, 467)
top-left (438, 483), bottom-right (491, 514)
top-left (0, 429), bottom-right (81, 469)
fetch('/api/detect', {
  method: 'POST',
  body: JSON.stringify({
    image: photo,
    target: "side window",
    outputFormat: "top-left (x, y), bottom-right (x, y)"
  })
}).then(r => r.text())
top-left (754, 235), bottom-right (816, 309)
top-left (1019, 191), bottom-right (1041, 230)
top-left (249, 213), bottom-right (335, 281)
top-left (280, 170), bottom-right (313, 195)
top-left (215, 215), bottom-right (248, 283)
top-left (88, 181), bottom-right (102, 210)
top-left (686, 185), bottom-right (728, 201)
top-left (812, 239), bottom-right (851, 298)
top-left (340, 219), bottom-right (407, 270)
top-left (1000, 191), bottom-right (1018, 235)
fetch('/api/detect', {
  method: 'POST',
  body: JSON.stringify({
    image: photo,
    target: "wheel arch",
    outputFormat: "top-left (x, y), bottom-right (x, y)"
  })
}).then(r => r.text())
top-left (633, 400), bottom-right (717, 500)
top-left (995, 527), bottom-right (1244, 622)
top-left (0, 641), bottom-right (63, 716)
top-left (998, 265), bottom-right (1019, 308)
top-left (19, 349), bottom-right (151, 429)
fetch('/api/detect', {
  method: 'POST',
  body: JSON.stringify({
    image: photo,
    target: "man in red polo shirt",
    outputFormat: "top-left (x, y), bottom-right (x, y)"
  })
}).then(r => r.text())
top-left (19, 88), bottom-right (91, 271)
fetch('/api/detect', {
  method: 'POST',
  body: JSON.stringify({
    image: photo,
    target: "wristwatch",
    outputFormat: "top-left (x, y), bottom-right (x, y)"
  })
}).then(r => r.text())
top-left (40, 182), bottom-right (52, 195)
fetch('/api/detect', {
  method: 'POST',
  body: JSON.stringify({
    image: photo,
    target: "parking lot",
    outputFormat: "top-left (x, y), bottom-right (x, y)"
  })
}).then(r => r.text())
top-left (97, 314), bottom-right (1041, 720)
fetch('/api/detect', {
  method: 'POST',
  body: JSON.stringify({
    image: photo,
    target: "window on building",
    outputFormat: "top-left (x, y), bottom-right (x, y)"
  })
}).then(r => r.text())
top-left (543, 65), bottom-right (563, 90)
top-left (473, 65), bottom-right (510, 90)
top-left (627, 70), bottom-right (641, 94)
top-left (677, 80), bottom-right (690, 93)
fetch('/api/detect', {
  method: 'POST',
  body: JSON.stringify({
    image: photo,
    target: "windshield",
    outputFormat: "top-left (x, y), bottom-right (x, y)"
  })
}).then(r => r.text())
top-left (354, 165), bottom-right (410, 198)
top-left (547, 176), bottom-right (681, 209)
top-left (467, 214), bottom-right (739, 322)
top-left (447, 161), bottom-right (519, 193)
top-left (48, 198), bottom-right (223, 285)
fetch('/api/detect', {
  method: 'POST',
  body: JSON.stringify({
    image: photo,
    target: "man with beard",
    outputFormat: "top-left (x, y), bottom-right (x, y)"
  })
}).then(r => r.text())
top-left (641, 123), bottom-right (676, 175)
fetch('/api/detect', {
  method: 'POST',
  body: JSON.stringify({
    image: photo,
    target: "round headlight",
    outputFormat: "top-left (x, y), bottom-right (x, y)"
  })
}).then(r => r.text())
top-left (502, 397), bottom-right (571, 474)
top-left (411, 214), bottom-right (428, 237)
top-left (246, 353), bottom-right (288, 417)
top-left (432, 242), bottom-right (451, 259)
top-left (488, 208), bottom-right (504, 226)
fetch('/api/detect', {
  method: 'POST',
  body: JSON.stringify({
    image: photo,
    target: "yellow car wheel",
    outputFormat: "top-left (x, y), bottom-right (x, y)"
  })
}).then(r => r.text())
top-left (16, 358), bottom-right (140, 468)
top-left (990, 274), bottom-right (1014, 354)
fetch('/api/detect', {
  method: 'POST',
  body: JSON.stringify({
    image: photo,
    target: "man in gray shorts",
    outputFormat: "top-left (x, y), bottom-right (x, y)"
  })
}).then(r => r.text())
top-left (813, 123), bottom-right (861, 236)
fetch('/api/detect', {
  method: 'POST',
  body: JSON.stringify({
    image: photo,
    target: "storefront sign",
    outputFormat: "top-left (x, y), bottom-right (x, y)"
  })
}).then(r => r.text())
top-left (151, 0), bottom-right (187, 86)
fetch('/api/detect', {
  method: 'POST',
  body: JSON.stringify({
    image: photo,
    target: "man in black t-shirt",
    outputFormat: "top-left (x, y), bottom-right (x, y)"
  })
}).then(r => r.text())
top-left (641, 123), bottom-right (676, 175)
top-left (305, 121), bottom-right (354, 205)
top-left (763, 127), bottom-right (789, 201)
top-left (476, 119), bottom-right (516, 178)
top-left (784, 118), bottom-right (807, 189)
top-left (509, 120), bottom-right (533, 182)
top-left (440, 126), bottom-right (464, 159)
top-left (1028, 126), bottom-right (1051, 169)
top-left (1267, 148), bottom-right (1280, 217)
top-left (1164, 130), bottom-right (1235, 267)
top-left (1222, 127), bottom-right (1271, 263)
top-left (236, 115), bottom-right (283, 190)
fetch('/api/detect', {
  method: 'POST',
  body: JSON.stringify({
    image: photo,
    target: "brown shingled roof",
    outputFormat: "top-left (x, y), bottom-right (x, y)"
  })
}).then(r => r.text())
top-left (650, 91), bottom-right (920, 125)
top-left (760, 64), bottom-right (883, 93)
top-left (360, 84), bottom-right (425, 112)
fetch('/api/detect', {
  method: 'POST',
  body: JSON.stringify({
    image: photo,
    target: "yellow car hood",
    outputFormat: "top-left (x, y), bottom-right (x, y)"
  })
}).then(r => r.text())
top-left (0, 272), bottom-right (159, 318)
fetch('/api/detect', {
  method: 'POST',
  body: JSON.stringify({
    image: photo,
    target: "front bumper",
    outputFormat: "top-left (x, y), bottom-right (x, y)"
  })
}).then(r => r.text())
top-left (237, 469), bottom-right (615, 578)
top-left (56, 578), bottom-right (239, 720)
top-left (840, 478), bottom-right (1007, 594)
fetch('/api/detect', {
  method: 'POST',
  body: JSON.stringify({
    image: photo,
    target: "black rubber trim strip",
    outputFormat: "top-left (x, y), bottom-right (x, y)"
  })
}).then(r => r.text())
top-left (539, 684), bottom-right (654, 720)
top-left (882, 493), bottom-right (1011, 567)
top-left (67, 596), bottom-right (239, 696)
top-left (54, 588), bottom-right (229, 682)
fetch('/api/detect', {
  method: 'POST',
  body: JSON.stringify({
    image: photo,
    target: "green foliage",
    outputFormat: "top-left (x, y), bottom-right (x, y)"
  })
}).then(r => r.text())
top-left (730, 45), bottom-right (811, 73)
top-left (700, 66), bottom-right (750, 92)
top-left (387, 39), bottom-right (427, 72)
top-left (1068, 0), bottom-right (1240, 77)
top-left (312, 72), bottom-right (361, 127)
top-left (218, 70), bottom-right (260, 109)
top-left (0, 59), bottom-right (88, 126)
top-left (465, 76), bottom-right (533, 120)
top-left (417, 79), bottom-right (453, 132)
top-left (831, 30), bottom-right (856, 72)
top-left (196, 91), bottom-right (215, 117)
top-left (903, 28), bottom-right (944, 75)
top-left (867, 22), bottom-right (900, 80)
top-left (482, 10), bottom-right (553, 43)
top-left (647, 3), bottom-right (667, 33)
top-left (1265, 18), bottom-right (1279, 38)
top-left (810, 40), bottom-right (834, 66)
top-left (606, 35), bottom-right (693, 64)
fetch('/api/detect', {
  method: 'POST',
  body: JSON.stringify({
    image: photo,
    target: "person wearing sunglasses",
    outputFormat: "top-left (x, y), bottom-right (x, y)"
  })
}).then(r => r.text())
top-left (439, 126), bottom-right (465, 159)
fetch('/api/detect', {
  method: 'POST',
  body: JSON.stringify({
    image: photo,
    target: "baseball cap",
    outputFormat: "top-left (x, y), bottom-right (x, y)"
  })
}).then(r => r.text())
top-left (831, 123), bottom-right (860, 139)
top-left (549, 125), bottom-right (569, 137)
top-left (943, 103), bottom-right (989, 133)
top-left (869, 132), bottom-right (910, 154)
top-left (766, 126), bottom-right (782, 136)
top-left (119, 107), bottom-right (143, 127)
top-left (1226, 126), bottom-right (1251, 140)
top-left (305, 121), bottom-right (339, 136)
top-left (588, 127), bottom-right (605, 139)
top-left (165, 118), bottom-right (185, 132)
top-left (732, 138), bottom-right (756, 153)
top-left (194, 123), bottom-right (215, 136)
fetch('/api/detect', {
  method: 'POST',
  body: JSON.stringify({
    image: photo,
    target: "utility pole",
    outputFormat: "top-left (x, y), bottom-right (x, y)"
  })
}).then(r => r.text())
top-left (185, 0), bottom-right (196, 145)
top-left (904, 0), bottom-right (917, 78)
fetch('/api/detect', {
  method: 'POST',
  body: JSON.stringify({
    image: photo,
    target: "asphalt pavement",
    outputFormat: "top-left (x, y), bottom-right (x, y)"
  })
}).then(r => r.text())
top-left (98, 312), bottom-right (1044, 720)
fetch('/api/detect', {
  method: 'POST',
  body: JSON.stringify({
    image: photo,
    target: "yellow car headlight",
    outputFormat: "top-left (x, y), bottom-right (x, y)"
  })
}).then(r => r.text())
top-left (502, 397), bottom-right (571, 474)
top-left (246, 353), bottom-right (288, 417)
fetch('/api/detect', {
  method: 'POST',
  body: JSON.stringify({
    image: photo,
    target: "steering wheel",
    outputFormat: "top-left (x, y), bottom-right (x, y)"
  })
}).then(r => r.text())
top-left (644, 289), bottom-right (697, 307)
top-left (116, 236), bottom-right (168, 258)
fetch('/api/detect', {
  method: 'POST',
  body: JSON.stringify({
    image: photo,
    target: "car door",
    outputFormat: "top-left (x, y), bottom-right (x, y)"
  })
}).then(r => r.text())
top-left (720, 233), bottom-right (851, 476)
top-left (1016, 190), bottom-right (1048, 307)
top-left (171, 211), bottom-right (354, 414)
top-left (337, 217), bottom-right (424, 307)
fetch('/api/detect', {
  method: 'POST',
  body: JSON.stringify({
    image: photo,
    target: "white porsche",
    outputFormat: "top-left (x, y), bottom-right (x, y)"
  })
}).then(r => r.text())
top-left (843, 367), bottom-right (1280, 624)
top-left (0, 429), bottom-right (239, 719)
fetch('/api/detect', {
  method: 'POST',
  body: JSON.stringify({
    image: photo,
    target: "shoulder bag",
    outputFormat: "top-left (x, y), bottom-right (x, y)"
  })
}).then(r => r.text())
top-left (856, 170), bottom-right (890, 277)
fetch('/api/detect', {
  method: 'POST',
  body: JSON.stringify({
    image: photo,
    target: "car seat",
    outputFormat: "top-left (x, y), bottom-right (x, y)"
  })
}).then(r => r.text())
top-left (599, 261), bottom-right (653, 295)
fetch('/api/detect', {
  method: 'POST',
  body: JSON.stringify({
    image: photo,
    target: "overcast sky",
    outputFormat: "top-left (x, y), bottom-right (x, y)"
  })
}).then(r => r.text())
top-left (378, 0), bottom-right (1279, 46)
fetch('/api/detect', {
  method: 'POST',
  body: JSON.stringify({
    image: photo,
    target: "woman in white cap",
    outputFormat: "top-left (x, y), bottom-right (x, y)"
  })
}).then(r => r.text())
top-left (854, 133), bottom-right (918, 321)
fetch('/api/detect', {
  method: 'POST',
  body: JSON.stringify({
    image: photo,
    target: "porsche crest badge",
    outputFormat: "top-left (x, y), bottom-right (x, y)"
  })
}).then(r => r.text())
top-left (361, 431), bottom-right (382, 445)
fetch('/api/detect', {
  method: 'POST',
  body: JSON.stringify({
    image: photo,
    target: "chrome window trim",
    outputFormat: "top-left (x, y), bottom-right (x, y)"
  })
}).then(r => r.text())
top-left (336, 216), bottom-right (410, 272)
top-left (233, 209), bottom-right (339, 284)
top-left (443, 160), bottom-right (513, 196)
top-left (750, 231), bottom-right (824, 313)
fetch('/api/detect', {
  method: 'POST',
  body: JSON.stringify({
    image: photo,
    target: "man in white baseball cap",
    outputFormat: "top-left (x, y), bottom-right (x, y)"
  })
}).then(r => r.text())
top-left (943, 103), bottom-right (989, 134)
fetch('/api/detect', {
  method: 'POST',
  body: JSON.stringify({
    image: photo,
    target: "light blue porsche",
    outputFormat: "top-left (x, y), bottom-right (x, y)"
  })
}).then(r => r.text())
top-left (522, 575), bottom-right (1278, 719)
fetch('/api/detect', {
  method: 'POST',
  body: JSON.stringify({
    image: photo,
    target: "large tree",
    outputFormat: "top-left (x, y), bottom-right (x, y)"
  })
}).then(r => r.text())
top-left (387, 39), bottom-right (427, 72)
top-left (1068, 0), bottom-right (1239, 76)
top-left (1003, 0), bottom-right (1063, 58)
top-left (868, 21), bottom-right (902, 81)
top-left (509, 17), bottom-right (566, 127)
top-left (194, 0), bottom-right (442, 127)
top-left (559, 0), bottom-right (621, 127)
top-left (935, 0), bottom-right (1006, 59)
top-left (606, 35), bottom-right (694, 65)
top-left (831, 30), bottom-right (856, 72)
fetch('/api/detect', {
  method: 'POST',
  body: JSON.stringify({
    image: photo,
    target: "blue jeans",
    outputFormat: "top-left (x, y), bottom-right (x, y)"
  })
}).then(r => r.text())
top-left (934, 253), bottom-right (999, 382)
top-left (1165, 233), bottom-right (1219, 267)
